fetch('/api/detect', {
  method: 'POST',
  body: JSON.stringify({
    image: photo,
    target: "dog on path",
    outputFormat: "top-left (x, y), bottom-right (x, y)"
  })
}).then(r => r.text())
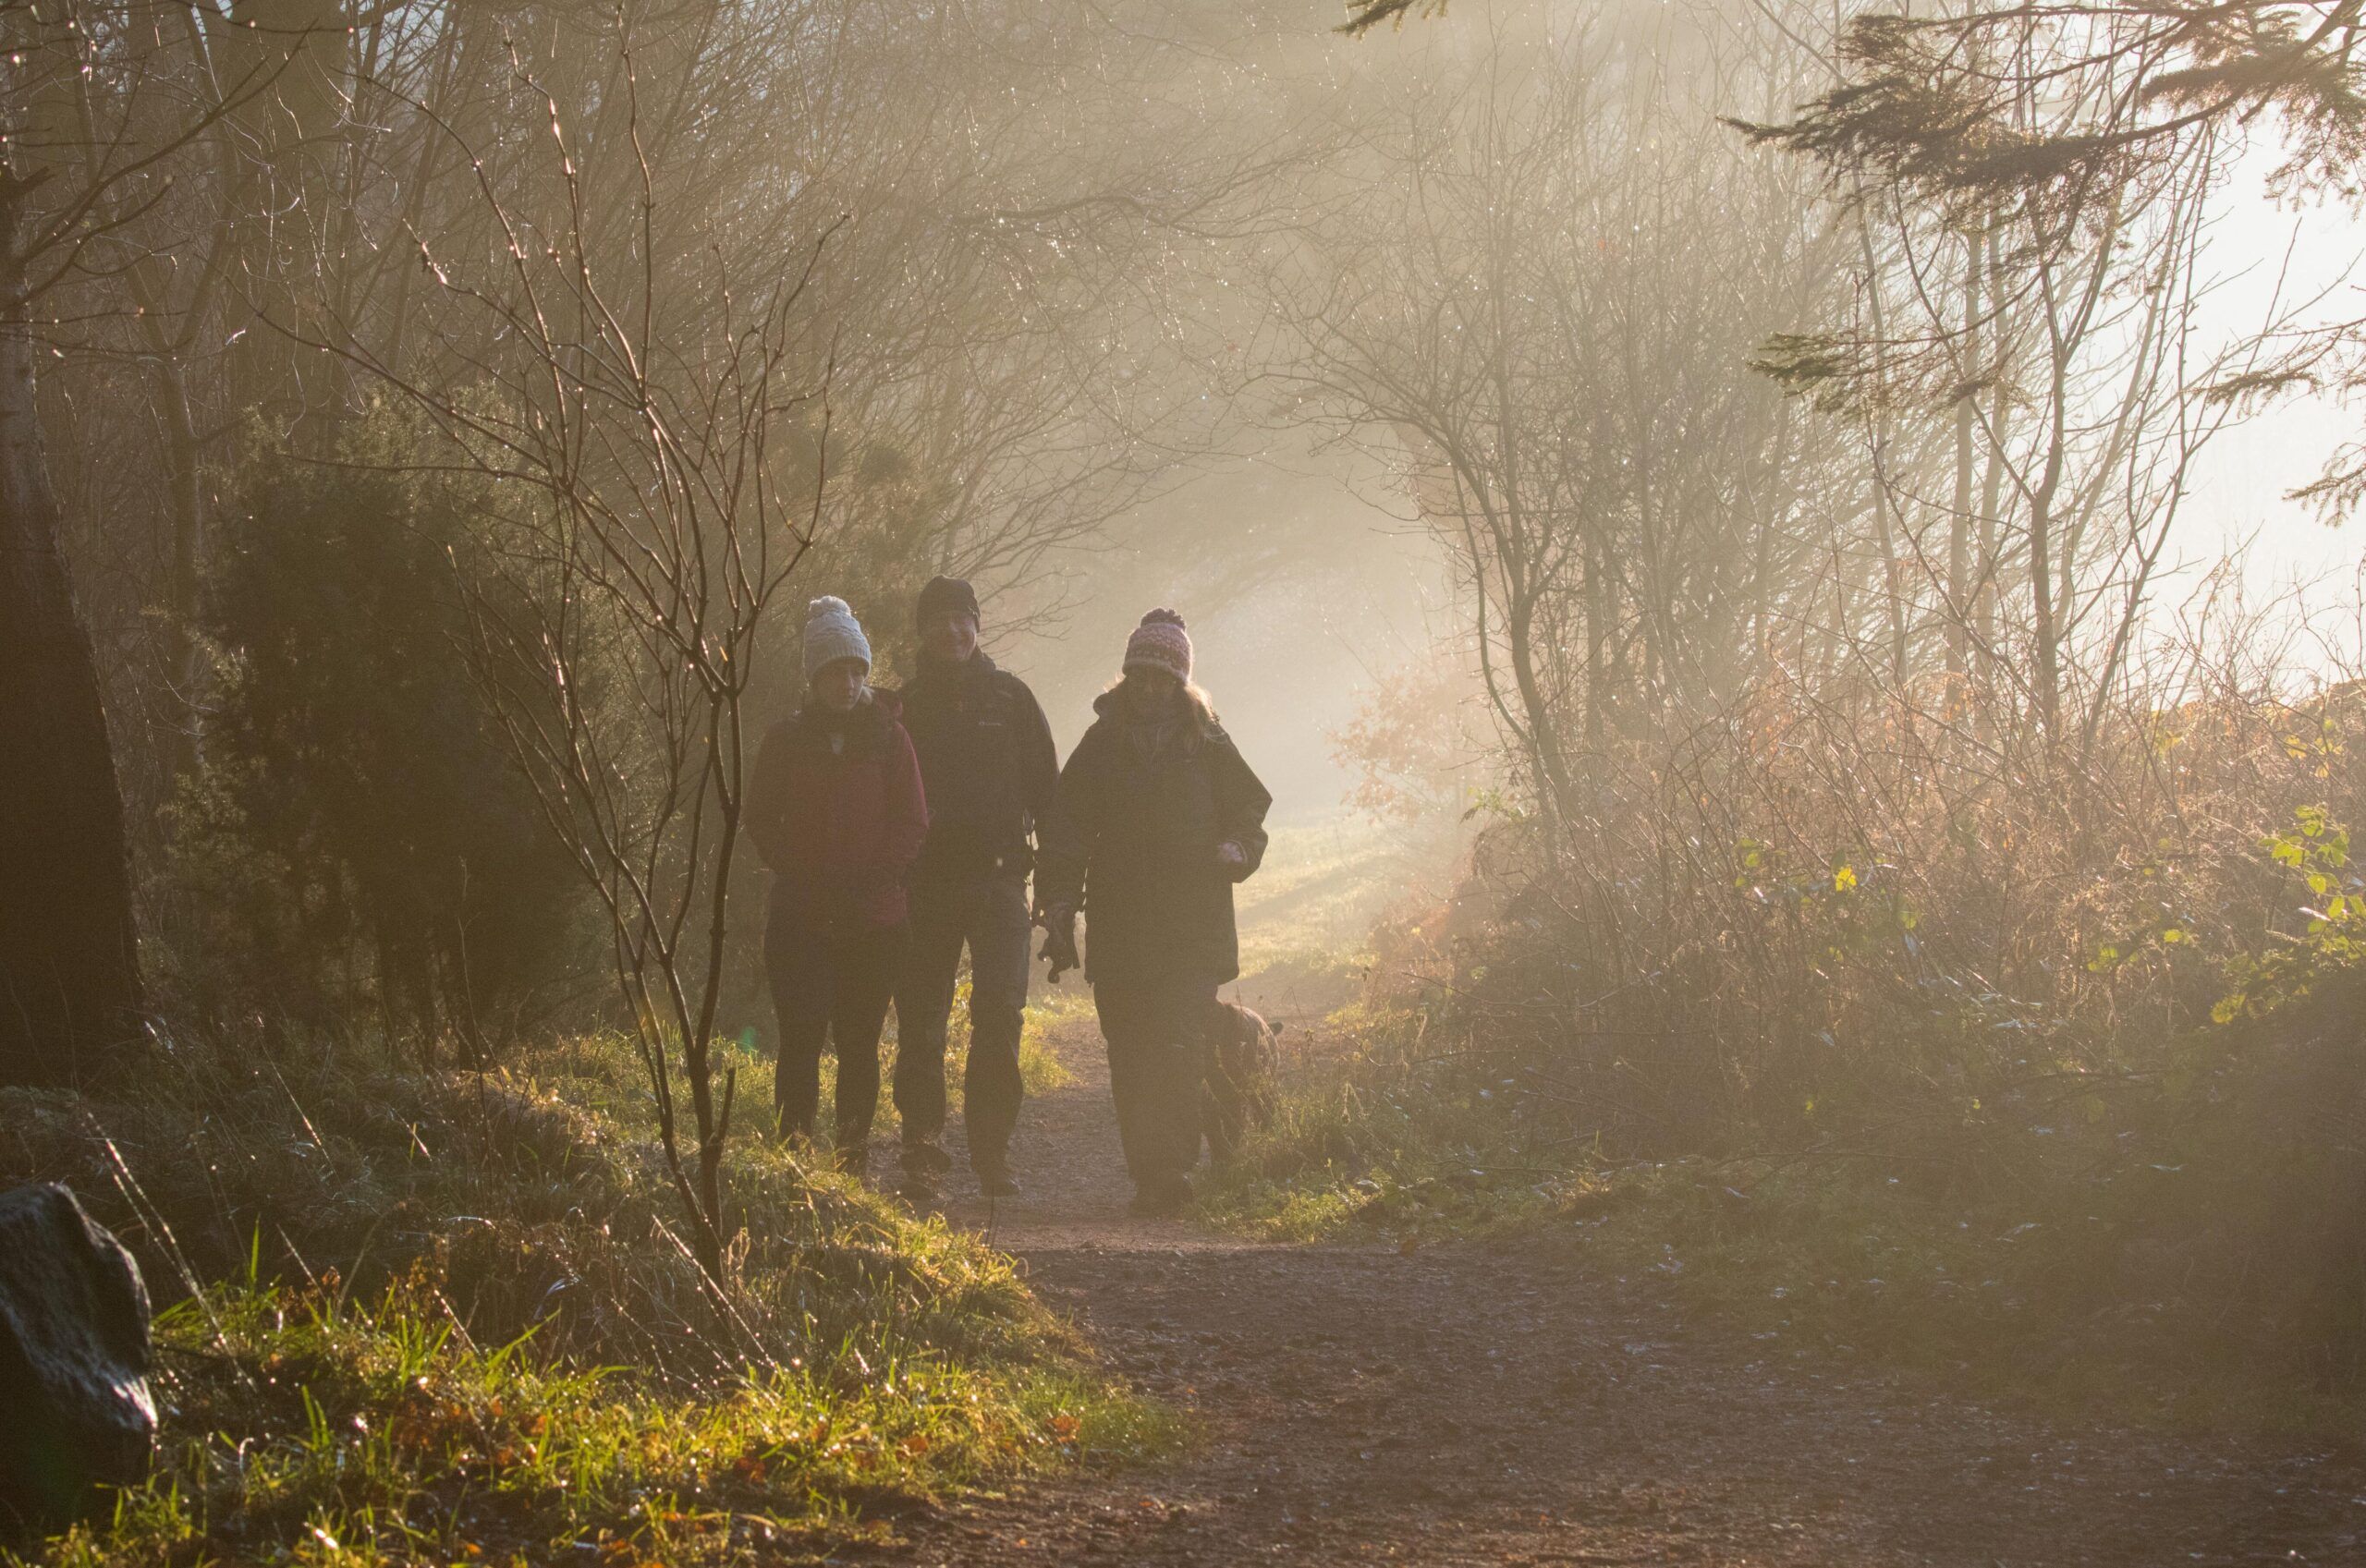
top-left (1201, 1000), bottom-right (1279, 1161)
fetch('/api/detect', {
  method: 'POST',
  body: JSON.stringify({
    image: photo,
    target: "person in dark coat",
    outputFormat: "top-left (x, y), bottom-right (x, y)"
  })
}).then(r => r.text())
top-left (891, 575), bottom-right (1060, 1197)
top-left (1036, 608), bottom-right (1272, 1216)
top-left (746, 596), bottom-right (928, 1176)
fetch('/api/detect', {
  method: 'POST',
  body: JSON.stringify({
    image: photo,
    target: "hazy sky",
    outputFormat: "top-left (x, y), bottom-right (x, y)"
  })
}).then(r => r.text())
top-left (2148, 135), bottom-right (2363, 669)
top-left (990, 446), bottom-right (1447, 824)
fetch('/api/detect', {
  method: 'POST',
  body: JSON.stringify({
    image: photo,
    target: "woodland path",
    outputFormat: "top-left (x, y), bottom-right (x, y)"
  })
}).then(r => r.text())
top-left (862, 1003), bottom-right (2366, 1566)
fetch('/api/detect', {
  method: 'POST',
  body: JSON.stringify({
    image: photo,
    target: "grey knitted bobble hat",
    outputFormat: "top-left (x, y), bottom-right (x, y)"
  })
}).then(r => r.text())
top-left (803, 596), bottom-right (872, 680)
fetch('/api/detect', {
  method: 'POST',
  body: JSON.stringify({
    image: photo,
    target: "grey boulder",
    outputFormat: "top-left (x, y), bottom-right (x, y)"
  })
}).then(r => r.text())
top-left (0, 1182), bottom-right (156, 1534)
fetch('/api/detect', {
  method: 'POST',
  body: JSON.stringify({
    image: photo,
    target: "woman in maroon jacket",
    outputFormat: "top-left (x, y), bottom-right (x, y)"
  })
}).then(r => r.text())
top-left (747, 597), bottom-right (928, 1174)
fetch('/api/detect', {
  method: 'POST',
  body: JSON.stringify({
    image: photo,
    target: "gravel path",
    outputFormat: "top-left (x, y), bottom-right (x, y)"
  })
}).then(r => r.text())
top-left (860, 1005), bottom-right (2366, 1566)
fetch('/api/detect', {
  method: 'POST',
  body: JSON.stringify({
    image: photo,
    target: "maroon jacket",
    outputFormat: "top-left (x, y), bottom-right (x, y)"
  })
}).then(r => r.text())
top-left (747, 693), bottom-right (928, 930)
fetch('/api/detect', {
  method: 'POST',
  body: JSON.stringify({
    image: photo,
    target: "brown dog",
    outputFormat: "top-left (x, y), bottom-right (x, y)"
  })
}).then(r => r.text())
top-left (1201, 1000), bottom-right (1278, 1161)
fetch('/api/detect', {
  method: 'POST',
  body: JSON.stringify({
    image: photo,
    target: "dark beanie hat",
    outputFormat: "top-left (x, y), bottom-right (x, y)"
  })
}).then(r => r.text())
top-left (916, 575), bottom-right (981, 626)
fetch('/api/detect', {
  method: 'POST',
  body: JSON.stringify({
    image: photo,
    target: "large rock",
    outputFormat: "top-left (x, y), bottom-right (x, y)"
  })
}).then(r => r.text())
top-left (0, 1183), bottom-right (155, 1534)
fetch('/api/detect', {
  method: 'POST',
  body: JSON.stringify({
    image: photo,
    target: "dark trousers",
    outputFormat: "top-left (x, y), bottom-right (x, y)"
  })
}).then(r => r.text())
top-left (768, 916), bottom-right (906, 1148)
top-left (894, 873), bottom-right (1031, 1167)
top-left (1094, 975), bottom-right (1218, 1186)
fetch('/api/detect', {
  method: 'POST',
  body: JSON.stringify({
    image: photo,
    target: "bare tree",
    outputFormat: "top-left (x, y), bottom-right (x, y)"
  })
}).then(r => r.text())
top-left (1750, 4), bottom-right (2270, 765)
top-left (12, 0), bottom-right (1312, 1068)
top-left (1259, 8), bottom-right (1863, 827)
top-left (322, 43), bottom-right (837, 1277)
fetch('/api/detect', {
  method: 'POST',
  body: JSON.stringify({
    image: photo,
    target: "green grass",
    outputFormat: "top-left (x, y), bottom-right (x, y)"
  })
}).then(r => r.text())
top-left (3, 1031), bottom-right (1177, 1565)
top-left (1235, 818), bottom-right (1420, 963)
top-left (30, 1274), bottom-right (1174, 1568)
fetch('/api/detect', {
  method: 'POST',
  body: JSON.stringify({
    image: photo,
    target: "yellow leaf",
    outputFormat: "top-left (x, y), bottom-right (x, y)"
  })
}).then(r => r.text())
top-left (1833, 865), bottom-right (1857, 892)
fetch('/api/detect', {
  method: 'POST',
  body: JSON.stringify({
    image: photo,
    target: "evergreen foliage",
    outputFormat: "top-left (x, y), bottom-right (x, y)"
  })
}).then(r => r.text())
top-left (172, 419), bottom-right (590, 1054)
top-left (1743, 1), bottom-right (2366, 202)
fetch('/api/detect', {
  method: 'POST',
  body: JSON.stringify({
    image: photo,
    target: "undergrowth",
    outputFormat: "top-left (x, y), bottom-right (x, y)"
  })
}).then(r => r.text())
top-left (1204, 682), bottom-right (2366, 1433)
top-left (1200, 978), bottom-right (2366, 1434)
top-left (33, 1270), bottom-right (1165, 1568)
top-left (3, 1031), bottom-right (1176, 1565)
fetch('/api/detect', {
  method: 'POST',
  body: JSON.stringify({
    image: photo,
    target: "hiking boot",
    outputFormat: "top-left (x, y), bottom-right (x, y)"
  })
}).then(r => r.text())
top-left (1127, 1173), bottom-right (1191, 1218)
top-left (975, 1160), bottom-right (1020, 1199)
top-left (901, 1137), bottom-right (954, 1177)
top-left (834, 1142), bottom-right (869, 1180)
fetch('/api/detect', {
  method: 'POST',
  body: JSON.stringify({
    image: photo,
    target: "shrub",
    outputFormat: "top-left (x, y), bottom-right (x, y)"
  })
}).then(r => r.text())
top-left (164, 417), bottom-right (592, 1055)
top-left (1221, 675), bottom-right (2366, 1401)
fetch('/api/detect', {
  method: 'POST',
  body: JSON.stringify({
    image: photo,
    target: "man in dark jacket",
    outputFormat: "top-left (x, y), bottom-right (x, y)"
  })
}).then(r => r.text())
top-left (892, 576), bottom-right (1060, 1195)
top-left (1037, 609), bottom-right (1272, 1215)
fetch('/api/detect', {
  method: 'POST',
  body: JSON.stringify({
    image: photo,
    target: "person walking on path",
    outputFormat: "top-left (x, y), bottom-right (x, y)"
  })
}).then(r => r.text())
top-left (891, 576), bottom-right (1060, 1197)
top-left (747, 596), bottom-right (928, 1176)
top-left (1036, 608), bottom-right (1272, 1216)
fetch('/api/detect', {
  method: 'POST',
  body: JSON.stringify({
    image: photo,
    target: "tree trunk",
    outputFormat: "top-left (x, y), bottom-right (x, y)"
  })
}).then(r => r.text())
top-left (156, 359), bottom-right (208, 781)
top-left (1857, 216), bottom-right (1910, 689)
top-left (1583, 528), bottom-right (1607, 753)
top-left (1505, 589), bottom-right (1573, 833)
top-left (0, 176), bottom-right (145, 1081)
top-left (1974, 228), bottom-right (2010, 722)
top-left (1946, 228), bottom-right (1980, 687)
top-left (215, 0), bottom-right (347, 432)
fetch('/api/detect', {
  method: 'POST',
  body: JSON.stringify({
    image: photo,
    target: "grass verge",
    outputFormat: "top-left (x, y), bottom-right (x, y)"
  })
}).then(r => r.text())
top-left (1198, 997), bottom-right (2366, 1436)
top-left (5, 1031), bottom-right (1177, 1565)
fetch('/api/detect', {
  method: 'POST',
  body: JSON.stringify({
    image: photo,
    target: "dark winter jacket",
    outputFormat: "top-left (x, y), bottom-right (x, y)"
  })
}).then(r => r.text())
top-left (747, 693), bottom-right (928, 930)
top-left (896, 652), bottom-right (1059, 883)
top-left (1036, 689), bottom-right (1272, 984)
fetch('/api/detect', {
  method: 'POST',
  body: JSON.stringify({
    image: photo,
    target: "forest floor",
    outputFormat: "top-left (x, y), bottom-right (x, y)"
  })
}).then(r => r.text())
top-left (867, 1001), bottom-right (2366, 1567)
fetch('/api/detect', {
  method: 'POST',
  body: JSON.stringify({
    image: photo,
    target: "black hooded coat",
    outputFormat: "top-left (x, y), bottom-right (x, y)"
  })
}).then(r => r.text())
top-left (1036, 689), bottom-right (1272, 985)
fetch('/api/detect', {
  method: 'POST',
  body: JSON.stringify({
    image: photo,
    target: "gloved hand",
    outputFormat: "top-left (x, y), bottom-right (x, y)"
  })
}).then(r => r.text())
top-left (1039, 905), bottom-right (1080, 983)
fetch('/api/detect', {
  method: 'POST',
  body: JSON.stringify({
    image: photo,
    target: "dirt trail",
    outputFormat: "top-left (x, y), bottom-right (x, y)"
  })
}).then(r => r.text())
top-left (872, 1009), bottom-right (2366, 1566)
